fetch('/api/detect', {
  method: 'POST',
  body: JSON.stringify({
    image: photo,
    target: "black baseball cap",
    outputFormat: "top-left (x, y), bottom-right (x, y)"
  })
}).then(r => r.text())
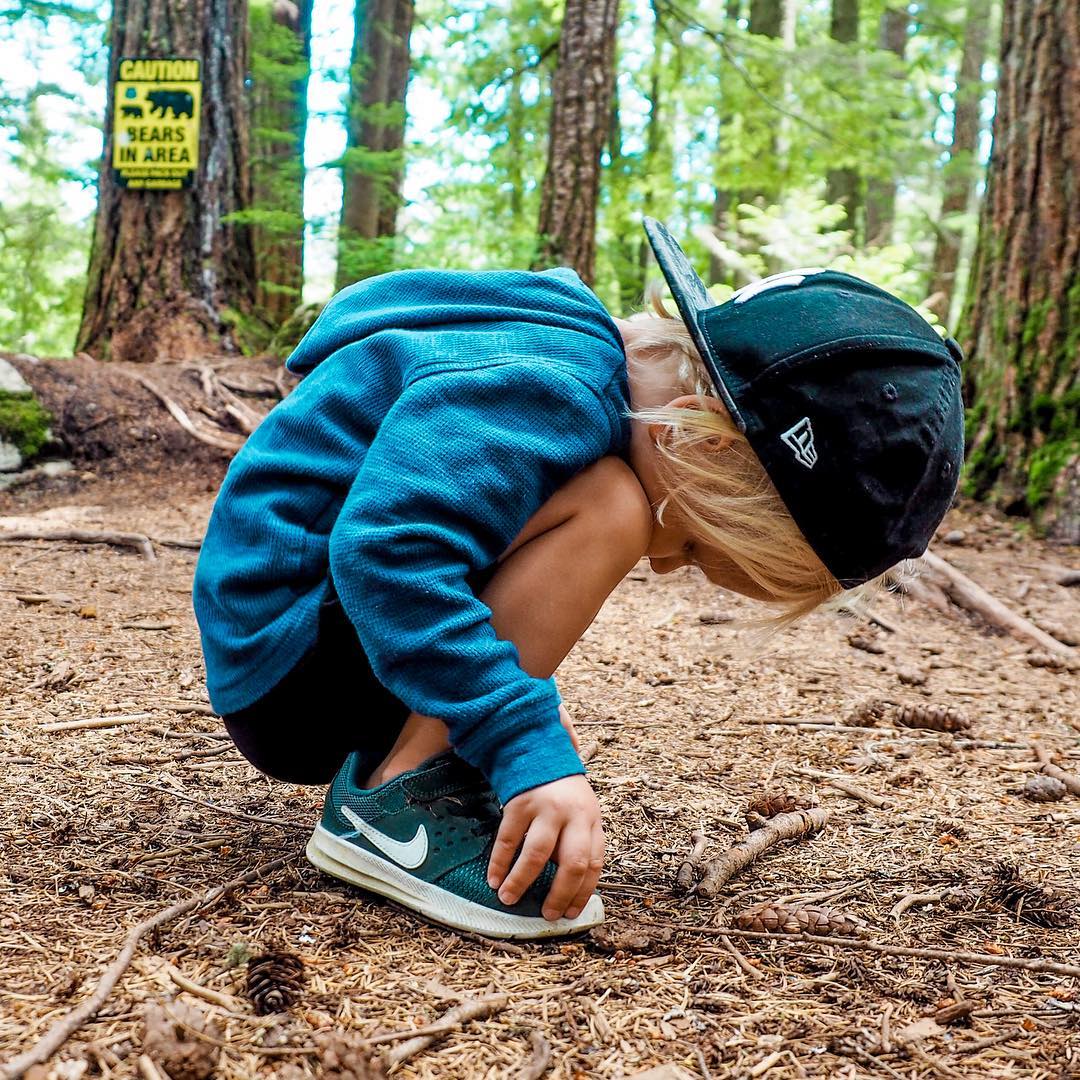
top-left (642, 217), bottom-right (964, 588)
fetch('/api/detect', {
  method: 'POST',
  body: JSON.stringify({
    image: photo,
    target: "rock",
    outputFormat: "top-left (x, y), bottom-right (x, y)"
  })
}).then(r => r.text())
top-left (0, 440), bottom-right (21, 472)
top-left (940, 529), bottom-right (966, 545)
top-left (0, 358), bottom-right (32, 394)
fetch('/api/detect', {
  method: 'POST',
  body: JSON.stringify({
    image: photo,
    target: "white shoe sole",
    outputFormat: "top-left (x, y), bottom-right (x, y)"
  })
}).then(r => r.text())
top-left (306, 823), bottom-right (604, 940)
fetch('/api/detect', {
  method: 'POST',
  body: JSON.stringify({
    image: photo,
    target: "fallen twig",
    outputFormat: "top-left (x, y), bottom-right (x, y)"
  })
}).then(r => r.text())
top-left (374, 994), bottom-right (509, 1069)
top-left (39, 713), bottom-right (153, 734)
top-left (519, 1029), bottom-right (552, 1080)
top-left (919, 551), bottom-right (1074, 657)
top-left (890, 890), bottom-right (947, 922)
top-left (120, 621), bottom-right (176, 631)
top-left (796, 768), bottom-right (892, 809)
top-left (646, 920), bottom-right (1080, 978)
top-left (165, 963), bottom-right (243, 1012)
top-left (1033, 743), bottom-right (1080, 796)
top-left (676, 825), bottom-right (707, 891)
top-left (697, 808), bottom-right (831, 897)
top-left (0, 855), bottom-right (295, 1079)
top-left (578, 739), bottom-right (600, 764)
top-left (0, 527), bottom-right (156, 562)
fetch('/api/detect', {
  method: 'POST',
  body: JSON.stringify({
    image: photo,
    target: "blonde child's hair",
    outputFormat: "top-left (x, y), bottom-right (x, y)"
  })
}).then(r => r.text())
top-left (625, 281), bottom-right (882, 624)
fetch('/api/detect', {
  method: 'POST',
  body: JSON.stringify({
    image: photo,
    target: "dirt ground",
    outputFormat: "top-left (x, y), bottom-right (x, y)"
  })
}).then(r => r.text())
top-left (1, 466), bottom-right (1078, 1080)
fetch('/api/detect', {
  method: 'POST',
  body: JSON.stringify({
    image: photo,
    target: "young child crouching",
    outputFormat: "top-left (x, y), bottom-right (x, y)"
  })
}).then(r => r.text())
top-left (193, 218), bottom-right (963, 939)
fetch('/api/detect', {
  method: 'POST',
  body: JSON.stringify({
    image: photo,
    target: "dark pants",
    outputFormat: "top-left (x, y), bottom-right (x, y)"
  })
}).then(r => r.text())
top-left (222, 564), bottom-right (501, 784)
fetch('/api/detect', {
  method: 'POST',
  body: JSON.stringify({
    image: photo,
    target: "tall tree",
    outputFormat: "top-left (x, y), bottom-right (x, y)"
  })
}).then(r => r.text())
top-left (77, 0), bottom-right (257, 363)
top-left (927, 0), bottom-right (991, 325)
top-left (824, 0), bottom-right (861, 237)
top-left (336, 0), bottom-right (415, 289)
top-left (533, 0), bottom-right (620, 284)
top-left (864, 6), bottom-right (908, 244)
top-left (249, 0), bottom-right (313, 324)
top-left (962, 0), bottom-right (1079, 540)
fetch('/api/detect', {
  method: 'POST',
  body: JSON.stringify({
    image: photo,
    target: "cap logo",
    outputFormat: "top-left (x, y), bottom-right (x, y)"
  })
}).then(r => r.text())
top-left (781, 417), bottom-right (818, 469)
top-left (731, 268), bottom-right (826, 305)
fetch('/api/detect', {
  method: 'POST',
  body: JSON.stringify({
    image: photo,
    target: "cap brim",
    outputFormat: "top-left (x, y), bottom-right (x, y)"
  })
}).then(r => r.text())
top-left (642, 216), bottom-right (746, 430)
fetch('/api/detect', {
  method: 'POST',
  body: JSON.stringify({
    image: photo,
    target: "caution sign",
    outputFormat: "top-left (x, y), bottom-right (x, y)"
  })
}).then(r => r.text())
top-left (112, 58), bottom-right (201, 190)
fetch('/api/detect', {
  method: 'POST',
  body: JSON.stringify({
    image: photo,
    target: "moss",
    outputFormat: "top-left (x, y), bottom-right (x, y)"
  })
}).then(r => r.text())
top-left (0, 392), bottom-right (52, 460)
top-left (1027, 439), bottom-right (1078, 512)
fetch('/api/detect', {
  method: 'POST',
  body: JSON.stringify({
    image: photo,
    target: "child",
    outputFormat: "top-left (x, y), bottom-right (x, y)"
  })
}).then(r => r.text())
top-left (193, 218), bottom-right (963, 939)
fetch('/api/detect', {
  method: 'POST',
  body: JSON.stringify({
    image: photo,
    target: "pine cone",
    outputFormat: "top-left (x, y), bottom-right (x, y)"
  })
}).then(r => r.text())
top-left (733, 901), bottom-right (862, 938)
top-left (846, 699), bottom-right (887, 727)
top-left (745, 793), bottom-right (816, 830)
top-left (246, 949), bottom-right (306, 1014)
top-left (990, 863), bottom-right (1073, 929)
top-left (847, 634), bottom-right (885, 655)
top-left (893, 704), bottom-right (971, 732)
top-left (313, 1031), bottom-right (388, 1079)
top-left (1021, 774), bottom-right (1068, 803)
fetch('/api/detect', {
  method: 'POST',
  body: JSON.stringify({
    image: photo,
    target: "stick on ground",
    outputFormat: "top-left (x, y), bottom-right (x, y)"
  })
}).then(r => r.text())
top-left (375, 994), bottom-right (509, 1069)
top-left (0, 855), bottom-right (295, 1080)
top-left (919, 551), bottom-right (1074, 658)
top-left (676, 825), bottom-right (707, 891)
top-left (0, 528), bottom-right (156, 562)
top-left (697, 808), bottom-right (831, 897)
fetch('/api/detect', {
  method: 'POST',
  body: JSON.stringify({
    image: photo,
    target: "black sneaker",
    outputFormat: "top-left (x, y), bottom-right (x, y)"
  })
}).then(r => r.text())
top-left (306, 751), bottom-right (604, 939)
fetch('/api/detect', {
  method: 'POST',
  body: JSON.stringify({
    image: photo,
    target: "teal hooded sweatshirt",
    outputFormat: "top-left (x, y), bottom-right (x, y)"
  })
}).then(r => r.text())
top-left (192, 267), bottom-right (631, 804)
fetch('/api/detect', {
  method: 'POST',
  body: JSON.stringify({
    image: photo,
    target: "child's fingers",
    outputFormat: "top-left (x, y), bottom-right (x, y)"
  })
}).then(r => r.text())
top-left (541, 822), bottom-right (594, 921)
top-left (564, 824), bottom-right (605, 920)
top-left (497, 821), bottom-right (558, 906)
top-left (487, 805), bottom-right (529, 890)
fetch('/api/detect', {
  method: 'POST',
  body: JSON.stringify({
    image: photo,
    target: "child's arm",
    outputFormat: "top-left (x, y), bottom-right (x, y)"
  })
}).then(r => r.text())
top-left (327, 361), bottom-right (622, 806)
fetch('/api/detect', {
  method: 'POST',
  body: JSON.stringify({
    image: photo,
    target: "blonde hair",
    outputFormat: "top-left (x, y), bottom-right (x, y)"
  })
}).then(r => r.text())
top-left (625, 281), bottom-right (854, 623)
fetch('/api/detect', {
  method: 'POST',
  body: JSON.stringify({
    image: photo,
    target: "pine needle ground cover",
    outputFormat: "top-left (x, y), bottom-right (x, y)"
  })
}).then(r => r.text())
top-left (0, 471), bottom-right (1077, 1079)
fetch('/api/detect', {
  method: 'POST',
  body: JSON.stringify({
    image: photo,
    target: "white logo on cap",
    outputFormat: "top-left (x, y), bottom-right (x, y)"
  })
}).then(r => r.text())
top-left (781, 417), bottom-right (818, 469)
top-left (732, 268), bottom-right (827, 304)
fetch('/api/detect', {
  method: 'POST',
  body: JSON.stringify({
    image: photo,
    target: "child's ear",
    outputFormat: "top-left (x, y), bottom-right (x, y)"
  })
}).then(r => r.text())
top-left (662, 395), bottom-right (732, 452)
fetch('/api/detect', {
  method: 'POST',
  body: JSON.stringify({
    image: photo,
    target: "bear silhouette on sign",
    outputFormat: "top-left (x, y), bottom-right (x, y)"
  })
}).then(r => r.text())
top-left (121, 104), bottom-right (143, 118)
top-left (147, 89), bottom-right (194, 119)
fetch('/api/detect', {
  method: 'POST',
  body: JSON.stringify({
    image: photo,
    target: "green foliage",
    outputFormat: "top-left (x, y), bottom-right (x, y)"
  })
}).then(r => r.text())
top-left (0, 391), bottom-right (52, 459)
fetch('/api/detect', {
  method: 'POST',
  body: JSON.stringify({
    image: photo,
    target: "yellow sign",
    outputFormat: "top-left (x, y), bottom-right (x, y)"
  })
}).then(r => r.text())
top-left (112, 57), bottom-right (201, 190)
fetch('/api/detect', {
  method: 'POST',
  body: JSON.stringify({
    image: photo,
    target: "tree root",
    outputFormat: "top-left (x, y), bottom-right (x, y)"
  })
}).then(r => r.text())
top-left (917, 550), bottom-right (1074, 657)
top-left (132, 374), bottom-right (245, 452)
top-left (696, 808), bottom-right (831, 897)
top-left (0, 527), bottom-right (157, 561)
top-left (0, 855), bottom-right (296, 1080)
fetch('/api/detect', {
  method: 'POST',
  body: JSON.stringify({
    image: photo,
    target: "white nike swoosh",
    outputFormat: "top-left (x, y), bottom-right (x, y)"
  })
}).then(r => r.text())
top-left (340, 806), bottom-right (429, 869)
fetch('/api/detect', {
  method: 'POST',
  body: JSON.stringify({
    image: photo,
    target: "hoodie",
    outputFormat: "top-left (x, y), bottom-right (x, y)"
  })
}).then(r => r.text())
top-left (192, 266), bottom-right (631, 803)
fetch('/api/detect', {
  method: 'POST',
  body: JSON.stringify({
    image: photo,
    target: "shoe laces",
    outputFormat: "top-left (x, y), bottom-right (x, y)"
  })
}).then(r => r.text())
top-left (409, 784), bottom-right (501, 839)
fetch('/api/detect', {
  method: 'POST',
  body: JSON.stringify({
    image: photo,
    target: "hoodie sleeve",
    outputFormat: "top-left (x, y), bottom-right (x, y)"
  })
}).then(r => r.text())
top-left (327, 361), bottom-right (619, 804)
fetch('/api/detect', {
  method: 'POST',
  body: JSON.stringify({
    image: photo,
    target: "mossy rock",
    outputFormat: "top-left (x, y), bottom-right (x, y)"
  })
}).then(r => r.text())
top-left (0, 391), bottom-right (52, 463)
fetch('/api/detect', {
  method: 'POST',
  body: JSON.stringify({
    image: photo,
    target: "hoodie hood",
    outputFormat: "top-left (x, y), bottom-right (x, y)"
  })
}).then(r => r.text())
top-left (286, 267), bottom-right (622, 377)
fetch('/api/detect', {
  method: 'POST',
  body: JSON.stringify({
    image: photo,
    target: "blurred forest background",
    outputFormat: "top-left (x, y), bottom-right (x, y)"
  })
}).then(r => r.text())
top-left (0, 0), bottom-right (1076, 536)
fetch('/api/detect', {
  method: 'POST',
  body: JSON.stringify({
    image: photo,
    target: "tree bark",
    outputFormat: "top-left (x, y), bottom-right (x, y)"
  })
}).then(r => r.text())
top-left (249, 0), bottom-right (313, 324)
top-left (961, 0), bottom-right (1079, 541)
top-left (335, 0), bottom-right (415, 290)
top-left (532, 0), bottom-right (620, 284)
top-left (824, 0), bottom-right (862, 238)
top-left (926, 0), bottom-right (991, 325)
top-left (864, 6), bottom-right (909, 245)
top-left (77, 0), bottom-right (257, 363)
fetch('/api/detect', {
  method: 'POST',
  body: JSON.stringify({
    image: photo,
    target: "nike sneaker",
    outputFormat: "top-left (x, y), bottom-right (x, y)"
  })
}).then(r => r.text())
top-left (305, 750), bottom-right (604, 939)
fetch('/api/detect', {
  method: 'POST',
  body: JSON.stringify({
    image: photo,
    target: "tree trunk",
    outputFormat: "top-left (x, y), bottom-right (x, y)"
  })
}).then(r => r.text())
top-left (927, 0), bottom-right (992, 325)
top-left (961, 0), bottom-right (1079, 541)
top-left (532, 0), bottom-right (620, 284)
top-left (336, 0), bottom-right (415, 290)
top-left (249, 0), bottom-right (313, 324)
top-left (864, 6), bottom-right (908, 245)
top-left (77, 0), bottom-right (257, 364)
top-left (824, 0), bottom-right (861, 238)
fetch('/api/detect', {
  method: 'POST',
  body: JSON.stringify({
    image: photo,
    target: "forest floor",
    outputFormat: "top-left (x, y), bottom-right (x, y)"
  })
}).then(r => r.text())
top-left (0, 466), bottom-right (1078, 1080)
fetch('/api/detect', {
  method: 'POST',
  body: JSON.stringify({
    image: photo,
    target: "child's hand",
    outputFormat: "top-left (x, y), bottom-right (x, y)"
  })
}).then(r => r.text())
top-left (487, 774), bottom-right (604, 921)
